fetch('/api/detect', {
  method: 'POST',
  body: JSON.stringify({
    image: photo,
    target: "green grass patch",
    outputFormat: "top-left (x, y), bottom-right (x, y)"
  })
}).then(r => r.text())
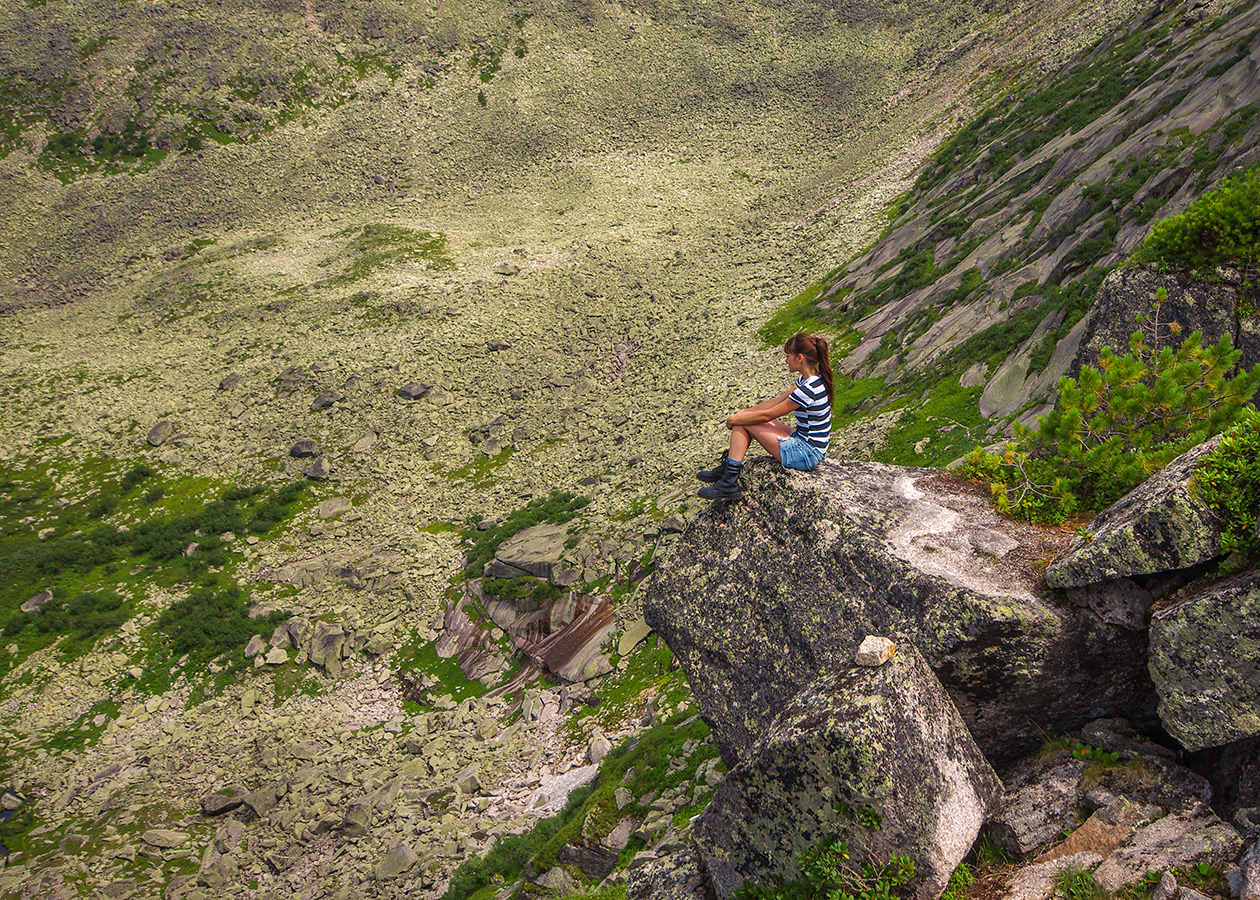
top-left (397, 638), bottom-right (489, 708)
top-left (0, 456), bottom-right (309, 674)
top-left (870, 379), bottom-right (988, 467)
top-left (441, 447), bottom-right (517, 487)
top-left (758, 276), bottom-right (838, 347)
top-left (330, 224), bottom-right (455, 281)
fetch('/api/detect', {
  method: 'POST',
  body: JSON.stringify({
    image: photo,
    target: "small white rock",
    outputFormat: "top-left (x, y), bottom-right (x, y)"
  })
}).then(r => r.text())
top-left (855, 636), bottom-right (896, 667)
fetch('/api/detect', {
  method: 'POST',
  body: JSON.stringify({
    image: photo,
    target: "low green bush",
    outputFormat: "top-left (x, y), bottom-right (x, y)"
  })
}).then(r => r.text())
top-left (734, 835), bottom-right (916, 900)
top-left (156, 584), bottom-right (288, 661)
top-left (963, 293), bottom-right (1260, 522)
top-left (1128, 168), bottom-right (1260, 282)
top-left (1194, 407), bottom-right (1260, 564)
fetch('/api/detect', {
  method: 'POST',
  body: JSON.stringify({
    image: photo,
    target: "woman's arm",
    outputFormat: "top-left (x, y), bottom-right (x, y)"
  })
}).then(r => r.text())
top-left (744, 388), bottom-right (794, 413)
top-left (727, 392), bottom-right (798, 428)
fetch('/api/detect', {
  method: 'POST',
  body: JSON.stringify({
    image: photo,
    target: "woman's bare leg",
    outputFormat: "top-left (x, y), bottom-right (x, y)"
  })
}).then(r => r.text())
top-left (729, 421), bottom-right (792, 463)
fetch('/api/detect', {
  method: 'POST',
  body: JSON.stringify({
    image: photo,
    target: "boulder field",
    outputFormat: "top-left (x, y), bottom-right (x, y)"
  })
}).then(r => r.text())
top-left (642, 441), bottom-right (1260, 899)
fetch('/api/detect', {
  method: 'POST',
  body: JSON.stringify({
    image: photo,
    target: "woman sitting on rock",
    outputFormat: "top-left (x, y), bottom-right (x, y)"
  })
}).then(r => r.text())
top-left (698, 332), bottom-right (833, 499)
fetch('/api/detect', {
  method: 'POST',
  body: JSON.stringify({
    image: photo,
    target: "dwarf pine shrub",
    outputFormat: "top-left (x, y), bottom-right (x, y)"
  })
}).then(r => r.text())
top-left (1128, 168), bottom-right (1259, 286)
top-left (1194, 406), bottom-right (1260, 564)
top-left (964, 292), bottom-right (1260, 522)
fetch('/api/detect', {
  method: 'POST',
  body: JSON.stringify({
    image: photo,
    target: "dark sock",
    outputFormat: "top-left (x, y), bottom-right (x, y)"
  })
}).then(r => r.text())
top-left (727, 459), bottom-right (743, 470)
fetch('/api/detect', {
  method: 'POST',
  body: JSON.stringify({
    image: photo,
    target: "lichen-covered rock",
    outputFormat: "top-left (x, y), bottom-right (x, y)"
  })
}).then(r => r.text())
top-left (1092, 801), bottom-right (1243, 892)
top-left (988, 758), bottom-right (1092, 857)
top-left (490, 522), bottom-right (569, 581)
top-left (991, 729), bottom-right (1213, 857)
top-left (1149, 568), bottom-right (1260, 751)
top-left (626, 846), bottom-right (710, 900)
top-left (1239, 839), bottom-right (1260, 900)
top-left (644, 458), bottom-right (1156, 765)
top-left (1071, 269), bottom-right (1242, 390)
top-left (1002, 852), bottom-right (1105, 900)
top-left (1045, 437), bottom-right (1224, 590)
top-left (146, 420), bottom-right (176, 446)
top-left (693, 645), bottom-right (1001, 900)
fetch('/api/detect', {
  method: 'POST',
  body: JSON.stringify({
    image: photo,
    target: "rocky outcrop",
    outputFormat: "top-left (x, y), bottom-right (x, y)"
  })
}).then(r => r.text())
top-left (643, 458), bottom-right (1155, 766)
top-left (1045, 436), bottom-right (1224, 590)
top-left (1150, 569), bottom-right (1260, 751)
top-left (1071, 269), bottom-right (1258, 396)
top-left (694, 645), bottom-right (1001, 900)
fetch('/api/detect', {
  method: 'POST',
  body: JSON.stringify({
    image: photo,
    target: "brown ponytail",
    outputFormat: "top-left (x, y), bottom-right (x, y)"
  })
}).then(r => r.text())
top-left (785, 332), bottom-right (833, 405)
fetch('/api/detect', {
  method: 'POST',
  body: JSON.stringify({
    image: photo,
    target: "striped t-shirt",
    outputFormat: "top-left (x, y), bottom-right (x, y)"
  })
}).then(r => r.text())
top-left (790, 375), bottom-right (831, 449)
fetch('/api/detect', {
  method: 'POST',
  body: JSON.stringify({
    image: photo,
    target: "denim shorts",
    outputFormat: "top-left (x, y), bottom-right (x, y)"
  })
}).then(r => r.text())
top-left (779, 434), bottom-right (826, 471)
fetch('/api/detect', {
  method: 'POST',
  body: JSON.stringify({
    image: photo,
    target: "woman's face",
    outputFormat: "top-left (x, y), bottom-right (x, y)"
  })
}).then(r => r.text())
top-left (785, 351), bottom-right (806, 374)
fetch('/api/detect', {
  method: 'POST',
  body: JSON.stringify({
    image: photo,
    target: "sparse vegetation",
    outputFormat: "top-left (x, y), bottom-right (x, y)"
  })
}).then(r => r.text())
top-left (0, 460), bottom-right (308, 670)
top-left (462, 491), bottom-right (591, 580)
top-left (1194, 407), bottom-right (1260, 565)
top-left (963, 294), bottom-right (1260, 522)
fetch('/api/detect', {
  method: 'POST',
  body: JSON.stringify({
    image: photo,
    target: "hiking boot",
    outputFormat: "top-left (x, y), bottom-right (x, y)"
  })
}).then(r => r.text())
top-left (697, 453), bottom-right (729, 483)
top-left (698, 462), bottom-right (742, 499)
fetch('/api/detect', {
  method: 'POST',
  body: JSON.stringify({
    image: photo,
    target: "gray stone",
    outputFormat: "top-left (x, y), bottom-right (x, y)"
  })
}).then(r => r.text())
top-left (373, 842), bottom-right (418, 880)
top-left (607, 815), bottom-right (637, 849)
top-left (854, 635), bottom-right (895, 666)
top-left (619, 615), bottom-right (653, 655)
top-left (142, 829), bottom-right (190, 848)
top-left (989, 758), bottom-right (1092, 856)
top-left (644, 458), bottom-right (1153, 766)
top-left (147, 420), bottom-right (176, 446)
top-left (1240, 839), bottom-right (1260, 900)
top-left (627, 847), bottom-right (709, 900)
top-left (693, 645), bottom-right (1001, 900)
top-left (1035, 798), bottom-right (1161, 864)
top-left (311, 389), bottom-right (342, 410)
top-left (455, 766), bottom-right (480, 794)
top-left (1002, 853), bottom-right (1105, 900)
top-left (559, 842), bottom-right (618, 881)
top-left (494, 263), bottom-right (521, 276)
top-left (588, 731), bottom-right (613, 765)
top-left (526, 765), bottom-right (599, 815)
top-left (1045, 437), bottom-right (1224, 589)
top-left (342, 801), bottom-right (372, 837)
top-left (242, 787), bottom-right (278, 818)
top-left (1153, 870), bottom-right (1178, 900)
top-left (200, 787), bottom-right (246, 816)
top-left (305, 457), bottom-right (331, 480)
top-left (1072, 269), bottom-right (1241, 387)
top-left (243, 635), bottom-right (266, 658)
top-left (1150, 568), bottom-right (1260, 751)
top-left (535, 866), bottom-right (576, 893)
top-left (490, 522), bottom-right (570, 581)
top-left (317, 497), bottom-right (352, 519)
top-left (289, 439), bottom-right (320, 458)
top-left (1093, 802), bottom-right (1244, 892)
top-left (20, 588), bottom-right (52, 613)
top-left (264, 646), bottom-right (288, 665)
top-left (399, 381), bottom-right (432, 400)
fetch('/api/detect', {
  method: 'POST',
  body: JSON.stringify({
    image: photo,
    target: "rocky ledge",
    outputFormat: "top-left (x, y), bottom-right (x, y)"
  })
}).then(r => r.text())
top-left (641, 445), bottom-right (1260, 899)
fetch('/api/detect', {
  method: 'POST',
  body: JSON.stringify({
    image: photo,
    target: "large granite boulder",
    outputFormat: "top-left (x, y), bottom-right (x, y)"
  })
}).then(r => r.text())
top-left (1070, 269), bottom-right (1242, 386)
top-left (1149, 568), bottom-right (1260, 751)
top-left (644, 458), bottom-right (1157, 765)
top-left (487, 522), bottom-right (570, 581)
top-left (693, 644), bottom-right (1001, 900)
top-left (1045, 436), bottom-right (1224, 591)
